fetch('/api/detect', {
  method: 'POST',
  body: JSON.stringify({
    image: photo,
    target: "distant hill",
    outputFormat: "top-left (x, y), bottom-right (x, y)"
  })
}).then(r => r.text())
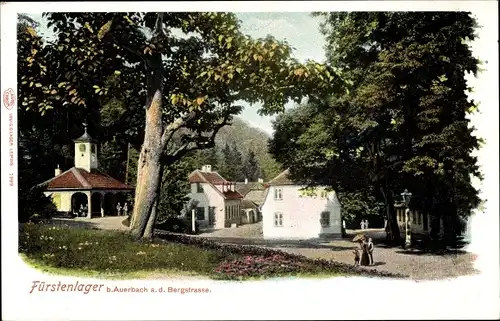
top-left (214, 117), bottom-right (283, 181)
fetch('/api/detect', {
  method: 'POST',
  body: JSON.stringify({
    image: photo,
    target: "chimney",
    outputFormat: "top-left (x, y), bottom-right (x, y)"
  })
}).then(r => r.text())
top-left (55, 165), bottom-right (62, 177)
top-left (245, 178), bottom-right (248, 184)
top-left (201, 165), bottom-right (212, 172)
top-left (258, 178), bottom-right (263, 183)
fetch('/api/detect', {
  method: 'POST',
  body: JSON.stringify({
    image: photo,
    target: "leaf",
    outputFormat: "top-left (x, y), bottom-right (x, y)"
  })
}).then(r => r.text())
top-left (294, 68), bottom-right (305, 77)
top-left (35, 83), bottom-right (42, 87)
top-left (26, 26), bottom-right (37, 37)
top-left (93, 85), bottom-right (100, 89)
top-left (69, 89), bottom-right (77, 96)
top-left (196, 97), bottom-right (205, 105)
top-left (98, 20), bottom-right (113, 41)
top-left (50, 89), bottom-right (57, 95)
top-left (77, 60), bottom-right (83, 65)
top-left (218, 35), bottom-right (224, 42)
top-left (29, 82), bottom-right (34, 87)
top-left (31, 48), bottom-right (38, 56)
top-left (84, 22), bottom-right (93, 33)
top-left (114, 70), bottom-right (121, 76)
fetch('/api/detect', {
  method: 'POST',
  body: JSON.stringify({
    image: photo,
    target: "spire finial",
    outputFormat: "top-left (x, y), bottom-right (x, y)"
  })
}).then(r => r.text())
top-left (82, 121), bottom-right (88, 134)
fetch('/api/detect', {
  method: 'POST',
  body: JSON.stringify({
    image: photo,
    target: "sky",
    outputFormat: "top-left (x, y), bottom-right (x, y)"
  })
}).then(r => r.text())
top-left (29, 12), bottom-right (326, 135)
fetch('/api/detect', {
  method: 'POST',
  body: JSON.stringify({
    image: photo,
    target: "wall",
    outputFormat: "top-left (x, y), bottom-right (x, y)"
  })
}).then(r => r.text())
top-left (262, 185), bottom-right (342, 239)
top-left (45, 191), bottom-right (72, 212)
top-left (189, 183), bottom-right (225, 229)
top-left (395, 207), bottom-right (433, 235)
top-left (224, 199), bottom-right (242, 228)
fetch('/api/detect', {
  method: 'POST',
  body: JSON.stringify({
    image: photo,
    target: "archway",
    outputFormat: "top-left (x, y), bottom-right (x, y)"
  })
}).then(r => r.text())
top-left (91, 193), bottom-right (102, 217)
top-left (71, 192), bottom-right (88, 217)
top-left (103, 193), bottom-right (115, 216)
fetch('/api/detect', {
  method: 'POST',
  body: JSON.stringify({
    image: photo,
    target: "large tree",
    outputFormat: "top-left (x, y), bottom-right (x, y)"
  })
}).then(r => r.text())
top-left (270, 12), bottom-right (482, 243)
top-left (21, 12), bottom-right (343, 240)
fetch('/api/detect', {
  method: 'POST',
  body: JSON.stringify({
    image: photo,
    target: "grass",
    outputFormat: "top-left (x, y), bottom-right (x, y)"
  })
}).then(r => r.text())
top-left (19, 223), bottom-right (227, 279)
top-left (19, 223), bottom-right (403, 280)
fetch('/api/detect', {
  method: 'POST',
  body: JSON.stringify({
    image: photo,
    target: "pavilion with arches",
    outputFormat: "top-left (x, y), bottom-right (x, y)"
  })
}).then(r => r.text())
top-left (38, 125), bottom-right (134, 218)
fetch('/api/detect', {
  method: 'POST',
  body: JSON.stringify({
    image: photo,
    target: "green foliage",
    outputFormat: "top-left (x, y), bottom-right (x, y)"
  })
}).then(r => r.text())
top-left (19, 186), bottom-right (58, 223)
top-left (270, 12), bottom-right (482, 240)
top-left (243, 149), bottom-right (261, 181)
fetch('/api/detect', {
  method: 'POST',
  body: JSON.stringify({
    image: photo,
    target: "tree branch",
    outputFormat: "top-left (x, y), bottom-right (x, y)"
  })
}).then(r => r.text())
top-left (166, 113), bottom-right (232, 163)
top-left (160, 111), bottom-right (197, 147)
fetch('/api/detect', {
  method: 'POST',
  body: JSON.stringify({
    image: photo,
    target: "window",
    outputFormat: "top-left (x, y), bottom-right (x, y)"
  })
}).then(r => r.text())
top-left (196, 183), bottom-right (204, 193)
top-left (225, 206), bottom-right (229, 220)
top-left (320, 212), bottom-right (330, 227)
top-left (274, 188), bottom-right (283, 200)
top-left (320, 190), bottom-right (328, 199)
top-left (196, 207), bottom-right (205, 220)
top-left (91, 144), bottom-right (96, 153)
top-left (274, 212), bottom-right (283, 227)
top-left (79, 144), bottom-right (86, 152)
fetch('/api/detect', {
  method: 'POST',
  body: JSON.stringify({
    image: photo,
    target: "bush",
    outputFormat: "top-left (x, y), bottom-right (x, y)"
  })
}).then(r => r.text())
top-left (19, 186), bottom-right (57, 223)
top-left (156, 217), bottom-right (199, 235)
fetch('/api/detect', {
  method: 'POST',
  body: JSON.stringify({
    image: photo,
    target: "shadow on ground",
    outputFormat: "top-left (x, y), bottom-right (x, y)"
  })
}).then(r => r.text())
top-left (38, 218), bottom-right (102, 230)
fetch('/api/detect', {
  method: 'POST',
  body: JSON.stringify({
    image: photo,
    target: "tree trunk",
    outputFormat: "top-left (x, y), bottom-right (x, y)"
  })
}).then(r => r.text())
top-left (381, 187), bottom-right (401, 244)
top-left (143, 164), bottom-right (165, 240)
top-left (129, 85), bottom-right (165, 240)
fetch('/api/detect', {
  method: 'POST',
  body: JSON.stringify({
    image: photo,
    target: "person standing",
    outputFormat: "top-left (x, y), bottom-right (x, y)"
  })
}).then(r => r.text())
top-left (360, 220), bottom-right (365, 230)
top-left (365, 219), bottom-right (369, 229)
top-left (123, 202), bottom-right (128, 216)
top-left (342, 219), bottom-right (346, 229)
top-left (116, 203), bottom-right (122, 216)
top-left (367, 238), bottom-right (374, 265)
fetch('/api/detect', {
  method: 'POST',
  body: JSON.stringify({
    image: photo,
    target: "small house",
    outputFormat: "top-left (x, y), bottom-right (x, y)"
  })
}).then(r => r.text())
top-left (261, 169), bottom-right (342, 239)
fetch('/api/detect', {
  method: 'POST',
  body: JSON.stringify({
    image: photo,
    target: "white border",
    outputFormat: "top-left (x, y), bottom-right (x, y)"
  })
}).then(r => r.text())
top-left (2, 2), bottom-right (499, 320)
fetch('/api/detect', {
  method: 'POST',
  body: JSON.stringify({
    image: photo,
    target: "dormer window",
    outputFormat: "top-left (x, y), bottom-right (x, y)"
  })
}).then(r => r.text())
top-left (196, 183), bottom-right (204, 193)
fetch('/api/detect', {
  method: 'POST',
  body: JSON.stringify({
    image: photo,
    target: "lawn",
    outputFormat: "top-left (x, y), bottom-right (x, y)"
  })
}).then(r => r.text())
top-left (19, 222), bottom-right (403, 280)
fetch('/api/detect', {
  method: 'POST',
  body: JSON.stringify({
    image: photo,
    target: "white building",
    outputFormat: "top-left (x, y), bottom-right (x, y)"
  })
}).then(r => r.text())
top-left (187, 165), bottom-right (243, 229)
top-left (261, 169), bottom-right (342, 240)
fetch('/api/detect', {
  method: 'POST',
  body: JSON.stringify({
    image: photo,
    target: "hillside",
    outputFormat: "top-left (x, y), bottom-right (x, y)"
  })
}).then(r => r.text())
top-left (214, 117), bottom-right (283, 181)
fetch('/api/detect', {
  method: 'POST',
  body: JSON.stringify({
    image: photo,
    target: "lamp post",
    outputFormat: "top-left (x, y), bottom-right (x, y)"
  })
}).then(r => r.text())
top-left (401, 189), bottom-right (412, 248)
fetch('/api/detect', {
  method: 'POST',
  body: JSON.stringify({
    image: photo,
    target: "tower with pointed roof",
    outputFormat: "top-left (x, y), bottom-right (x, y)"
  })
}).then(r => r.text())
top-left (74, 123), bottom-right (98, 172)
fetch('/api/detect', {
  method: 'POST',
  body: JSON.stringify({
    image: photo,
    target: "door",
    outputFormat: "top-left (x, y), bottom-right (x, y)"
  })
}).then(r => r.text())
top-left (208, 207), bottom-right (216, 226)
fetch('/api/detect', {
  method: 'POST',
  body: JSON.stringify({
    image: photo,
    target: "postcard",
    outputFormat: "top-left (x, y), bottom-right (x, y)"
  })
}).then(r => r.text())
top-left (1, 1), bottom-right (499, 320)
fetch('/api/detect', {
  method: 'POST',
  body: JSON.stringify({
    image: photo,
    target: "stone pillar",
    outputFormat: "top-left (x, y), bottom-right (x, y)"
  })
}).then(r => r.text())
top-left (86, 191), bottom-right (92, 218)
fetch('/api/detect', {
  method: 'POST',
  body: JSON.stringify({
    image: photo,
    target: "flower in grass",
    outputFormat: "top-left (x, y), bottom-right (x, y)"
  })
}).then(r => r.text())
top-left (150, 244), bottom-right (160, 248)
top-left (78, 247), bottom-right (82, 250)
top-left (136, 251), bottom-right (146, 255)
top-left (42, 253), bottom-right (55, 258)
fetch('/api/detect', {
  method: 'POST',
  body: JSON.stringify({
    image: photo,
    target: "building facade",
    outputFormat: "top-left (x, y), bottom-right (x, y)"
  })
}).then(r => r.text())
top-left (187, 165), bottom-right (243, 229)
top-left (37, 126), bottom-right (134, 218)
top-left (261, 169), bottom-right (342, 239)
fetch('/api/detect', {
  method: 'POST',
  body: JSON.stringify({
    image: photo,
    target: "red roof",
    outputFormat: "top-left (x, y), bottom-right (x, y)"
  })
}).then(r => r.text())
top-left (223, 190), bottom-right (244, 200)
top-left (188, 170), bottom-right (228, 185)
top-left (188, 169), bottom-right (243, 200)
top-left (42, 167), bottom-right (134, 191)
